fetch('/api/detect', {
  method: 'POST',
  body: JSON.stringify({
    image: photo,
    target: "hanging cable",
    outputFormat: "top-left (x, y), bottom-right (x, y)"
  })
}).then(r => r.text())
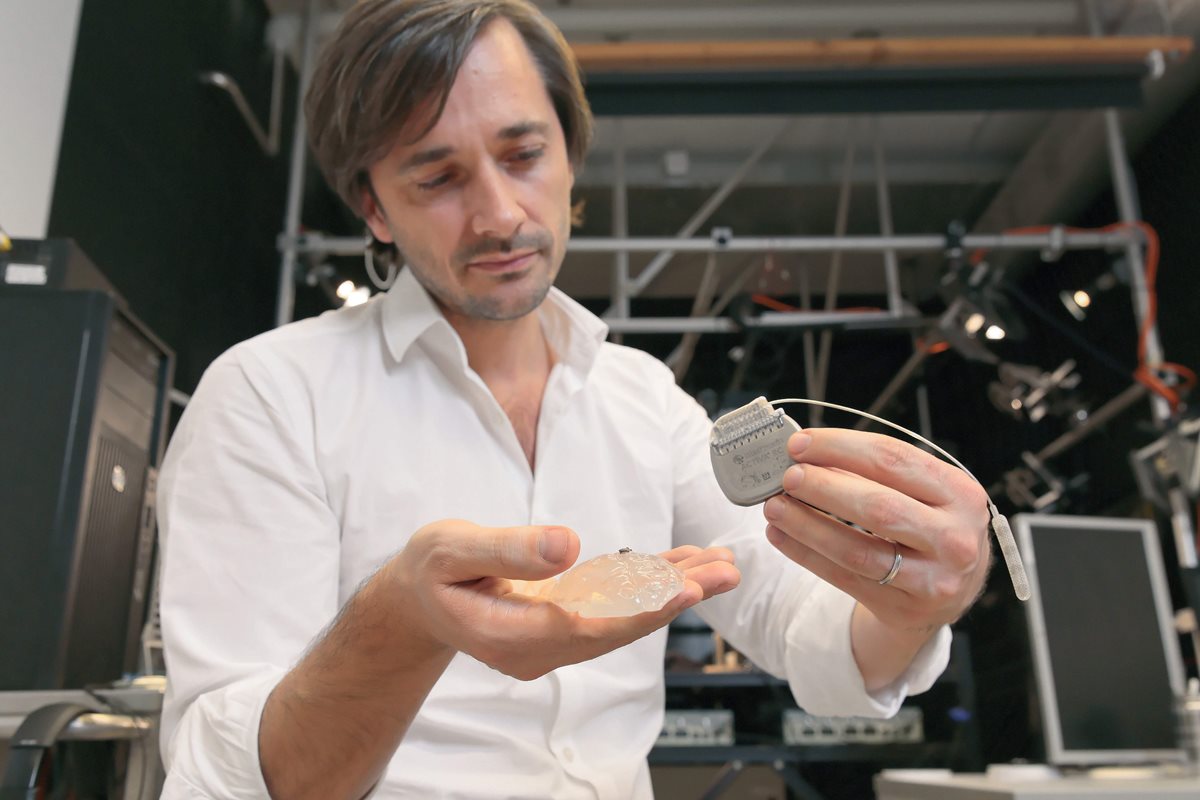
top-left (1005, 283), bottom-right (1132, 380)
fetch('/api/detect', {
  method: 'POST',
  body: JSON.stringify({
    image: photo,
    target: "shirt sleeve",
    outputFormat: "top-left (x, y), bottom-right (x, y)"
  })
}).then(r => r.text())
top-left (663, 379), bottom-right (951, 717)
top-left (157, 346), bottom-right (342, 798)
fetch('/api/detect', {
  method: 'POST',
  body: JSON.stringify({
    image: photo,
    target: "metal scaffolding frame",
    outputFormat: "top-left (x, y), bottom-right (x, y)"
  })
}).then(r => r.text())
top-left (275, 0), bottom-right (319, 329)
top-left (269, 7), bottom-right (1195, 566)
top-left (282, 228), bottom-right (1140, 260)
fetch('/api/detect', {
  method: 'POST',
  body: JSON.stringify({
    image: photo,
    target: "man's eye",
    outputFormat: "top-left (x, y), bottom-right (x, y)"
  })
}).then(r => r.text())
top-left (416, 174), bottom-right (451, 191)
top-left (511, 147), bottom-right (544, 165)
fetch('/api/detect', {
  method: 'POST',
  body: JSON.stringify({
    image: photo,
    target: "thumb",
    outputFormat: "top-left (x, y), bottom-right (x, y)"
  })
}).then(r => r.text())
top-left (421, 522), bottom-right (580, 583)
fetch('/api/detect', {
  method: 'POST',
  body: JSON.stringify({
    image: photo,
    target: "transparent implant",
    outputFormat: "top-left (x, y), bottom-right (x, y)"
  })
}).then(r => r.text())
top-left (544, 548), bottom-right (685, 618)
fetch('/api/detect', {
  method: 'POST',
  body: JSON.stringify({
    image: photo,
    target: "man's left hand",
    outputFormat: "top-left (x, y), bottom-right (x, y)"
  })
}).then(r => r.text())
top-left (761, 427), bottom-right (991, 634)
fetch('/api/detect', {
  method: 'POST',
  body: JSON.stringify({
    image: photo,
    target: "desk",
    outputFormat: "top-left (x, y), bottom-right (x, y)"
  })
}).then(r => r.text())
top-left (874, 769), bottom-right (1200, 799)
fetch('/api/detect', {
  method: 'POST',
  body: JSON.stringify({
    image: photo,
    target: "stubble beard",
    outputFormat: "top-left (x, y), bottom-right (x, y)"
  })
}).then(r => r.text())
top-left (457, 266), bottom-right (554, 321)
top-left (397, 224), bottom-right (564, 323)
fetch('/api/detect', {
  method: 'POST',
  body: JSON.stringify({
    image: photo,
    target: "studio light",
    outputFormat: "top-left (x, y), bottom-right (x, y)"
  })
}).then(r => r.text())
top-left (344, 286), bottom-right (372, 307)
top-left (941, 254), bottom-right (1026, 343)
top-left (1059, 266), bottom-right (1121, 321)
top-left (987, 360), bottom-right (1085, 425)
top-left (331, 279), bottom-right (371, 307)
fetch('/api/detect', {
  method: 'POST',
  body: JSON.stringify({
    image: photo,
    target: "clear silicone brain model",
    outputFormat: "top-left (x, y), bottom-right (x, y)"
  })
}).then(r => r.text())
top-left (543, 548), bottom-right (685, 618)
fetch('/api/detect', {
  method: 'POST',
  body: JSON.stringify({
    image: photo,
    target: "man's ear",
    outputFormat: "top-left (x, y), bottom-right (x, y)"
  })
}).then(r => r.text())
top-left (360, 181), bottom-right (394, 244)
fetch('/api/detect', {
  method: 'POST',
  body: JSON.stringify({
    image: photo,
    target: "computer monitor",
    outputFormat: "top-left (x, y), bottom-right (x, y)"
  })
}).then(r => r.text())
top-left (1014, 513), bottom-right (1185, 767)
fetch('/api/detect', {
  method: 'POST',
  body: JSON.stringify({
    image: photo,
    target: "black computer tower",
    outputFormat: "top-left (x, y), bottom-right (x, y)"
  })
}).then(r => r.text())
top-left (0, 239), bottom-right (174, 690)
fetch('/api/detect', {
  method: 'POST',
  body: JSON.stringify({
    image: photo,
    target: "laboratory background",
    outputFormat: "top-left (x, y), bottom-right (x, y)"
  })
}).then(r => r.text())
top-left (2, 1), bottom-right (1200, 798)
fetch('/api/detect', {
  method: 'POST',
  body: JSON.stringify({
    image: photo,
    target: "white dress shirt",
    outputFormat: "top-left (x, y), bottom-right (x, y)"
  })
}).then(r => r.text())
top-left (157, 267), bottom-right (949, 799)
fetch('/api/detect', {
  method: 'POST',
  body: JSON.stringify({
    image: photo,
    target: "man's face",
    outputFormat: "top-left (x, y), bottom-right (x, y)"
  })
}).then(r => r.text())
top-left (362, 19), bottom-right (574, 323)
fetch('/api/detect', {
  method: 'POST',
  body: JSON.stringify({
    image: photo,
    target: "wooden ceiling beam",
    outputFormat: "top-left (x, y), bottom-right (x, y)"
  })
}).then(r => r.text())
top-left (572, 36), bottom-right (1194, 72)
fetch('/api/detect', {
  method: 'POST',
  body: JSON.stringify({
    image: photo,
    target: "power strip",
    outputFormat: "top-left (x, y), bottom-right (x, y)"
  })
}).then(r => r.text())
top-left (782, 707), bottom-right (923, 745)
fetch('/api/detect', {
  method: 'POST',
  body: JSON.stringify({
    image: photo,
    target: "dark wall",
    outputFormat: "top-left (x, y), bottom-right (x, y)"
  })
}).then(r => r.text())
top-left (953, 91), bottom-right (1200, 766)
top-left (47, 0), bottom-right (295, 394)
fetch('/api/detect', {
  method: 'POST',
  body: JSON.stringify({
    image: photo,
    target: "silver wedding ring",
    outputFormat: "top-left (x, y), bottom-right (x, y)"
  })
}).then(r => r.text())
top-left (878, 544), bottom-right (903, 586)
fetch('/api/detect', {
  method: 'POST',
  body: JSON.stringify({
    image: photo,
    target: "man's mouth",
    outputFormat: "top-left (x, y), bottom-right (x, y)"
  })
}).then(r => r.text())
top-left (466, 250), bottom-right (539, 272)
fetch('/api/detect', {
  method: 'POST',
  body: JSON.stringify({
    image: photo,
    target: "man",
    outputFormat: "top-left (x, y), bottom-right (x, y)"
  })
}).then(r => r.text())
top-left (157, 1), bottom-right (991, 797)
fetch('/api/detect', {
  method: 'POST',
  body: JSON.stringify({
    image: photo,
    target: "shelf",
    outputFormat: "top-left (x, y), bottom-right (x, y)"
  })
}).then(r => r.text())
top-left (665, 671), bottom-right (789, 689)
top-left (649, 742), bottom-right (952, 765)
top-left (665, 662), bottom-right (962, 688)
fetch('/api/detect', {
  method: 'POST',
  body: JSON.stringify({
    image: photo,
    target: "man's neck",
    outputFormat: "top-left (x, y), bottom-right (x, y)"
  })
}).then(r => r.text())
top-left (443, 308), bottom-right (552, 388)
top-left (443, 308), bottom-right (554, 470)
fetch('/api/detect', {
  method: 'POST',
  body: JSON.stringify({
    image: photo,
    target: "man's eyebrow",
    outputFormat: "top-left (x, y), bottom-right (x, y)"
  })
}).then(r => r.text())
top-left (398, 146), bottom-right (454, 174)
top-left (498, 121), bottom-right (550, 140)
top-left (397, 123), bottom-right (549, 174)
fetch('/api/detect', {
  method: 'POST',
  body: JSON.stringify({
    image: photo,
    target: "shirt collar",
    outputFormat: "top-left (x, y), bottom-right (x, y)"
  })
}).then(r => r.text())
top-left (379, 266), bottom-right (609, 377)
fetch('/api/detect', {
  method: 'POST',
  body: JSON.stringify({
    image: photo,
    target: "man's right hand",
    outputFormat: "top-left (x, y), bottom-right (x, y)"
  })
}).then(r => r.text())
top-left (385, 520), bottom-right (740, 681)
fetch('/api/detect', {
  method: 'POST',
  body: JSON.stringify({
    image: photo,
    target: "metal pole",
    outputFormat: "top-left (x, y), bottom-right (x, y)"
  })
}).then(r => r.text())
top-left (986, 383), bottom-right (1150, 497)
top-left (1103, 111), bottom-right (1167, 372)
top-left (670, 252), bottom-right (721, 381)
top-left (915, 382), bottom-right (933, 440)
top-left (1104, 110), bottom-right (1200, 563)
top-left (1038, 383), bottom-right (1148, 462)
top-left (291, 229), bottom-right (1138, 257)
top-left (855, 298), bottom-right (965, 429)
top-left (812, 130), bottom-right (857, 425)
top-left (623, 121), bottom-right (790, 299)
top-left (269, 42), bottom-right (285, 154)
top-left (574, 231), bottom-right (1133, 254)
top-left (604, 310), bottom-right (925, 334)
top-left (873, 117), bottom-right (903, 315)
top-left (877, 117), bottom-right (932, 439)
top-left (854, 344), bottom-right (933, 430)
top-left (607, 317), bottom-right (739, 334)
top-left (275, 0), bottom-right (319, 328)
top-left (746, 309), bottom-right (920, 328)
top-left (708, 256), bottom-right (761, 317)
top-left (664, 254), bottom-right (757, 367)
top-left (610, 120), bottom-right (630, 341)
top-left (1087, 0), bottom-right (1195, 568)
top-left (799, 262), bottom-right (818, 426)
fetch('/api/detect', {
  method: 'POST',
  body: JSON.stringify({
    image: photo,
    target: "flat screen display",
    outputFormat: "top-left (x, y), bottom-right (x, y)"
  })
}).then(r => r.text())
top-left (1014, 513), bottom-right (1184, 766)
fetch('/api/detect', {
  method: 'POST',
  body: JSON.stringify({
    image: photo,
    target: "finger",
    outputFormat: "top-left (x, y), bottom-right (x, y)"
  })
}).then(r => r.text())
top-left (679, 560), bottom-right (741, 599)
top-left (483, 580), bottom-right (703, 674)
top-left (789, 428), bottom-right (980, 509)
top-left (776, 465), bottom-right (942, 552)
top-left (764, 496), bottom-right (916, 589)
top-left (472, 577), bottom-right (724, 680)
top-left (417, 521), bottom-right (580, 583)
top-left (659, 545), bottom-right (704, 564)
top-left (765, 524), bottom-right (912, 613)
top-left (668, 546), bottom-right (736, 571)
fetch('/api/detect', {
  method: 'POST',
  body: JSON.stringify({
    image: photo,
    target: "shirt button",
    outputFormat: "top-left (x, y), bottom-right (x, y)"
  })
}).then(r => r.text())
top-left (562, 747), bottom-right (575, 763)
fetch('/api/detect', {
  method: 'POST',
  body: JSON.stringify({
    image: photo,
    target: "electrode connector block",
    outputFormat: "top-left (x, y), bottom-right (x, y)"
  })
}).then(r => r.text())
top-left (710, 397), bottom-right (802, 506)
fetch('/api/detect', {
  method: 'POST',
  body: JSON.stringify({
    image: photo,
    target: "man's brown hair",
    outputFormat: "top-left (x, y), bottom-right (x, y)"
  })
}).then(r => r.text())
top-left (305, 0), bottom-right (593, 217)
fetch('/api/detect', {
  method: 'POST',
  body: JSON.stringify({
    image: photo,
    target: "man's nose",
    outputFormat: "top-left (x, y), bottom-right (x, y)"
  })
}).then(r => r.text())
top-left (468, 163), bottom-right (527, 239)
